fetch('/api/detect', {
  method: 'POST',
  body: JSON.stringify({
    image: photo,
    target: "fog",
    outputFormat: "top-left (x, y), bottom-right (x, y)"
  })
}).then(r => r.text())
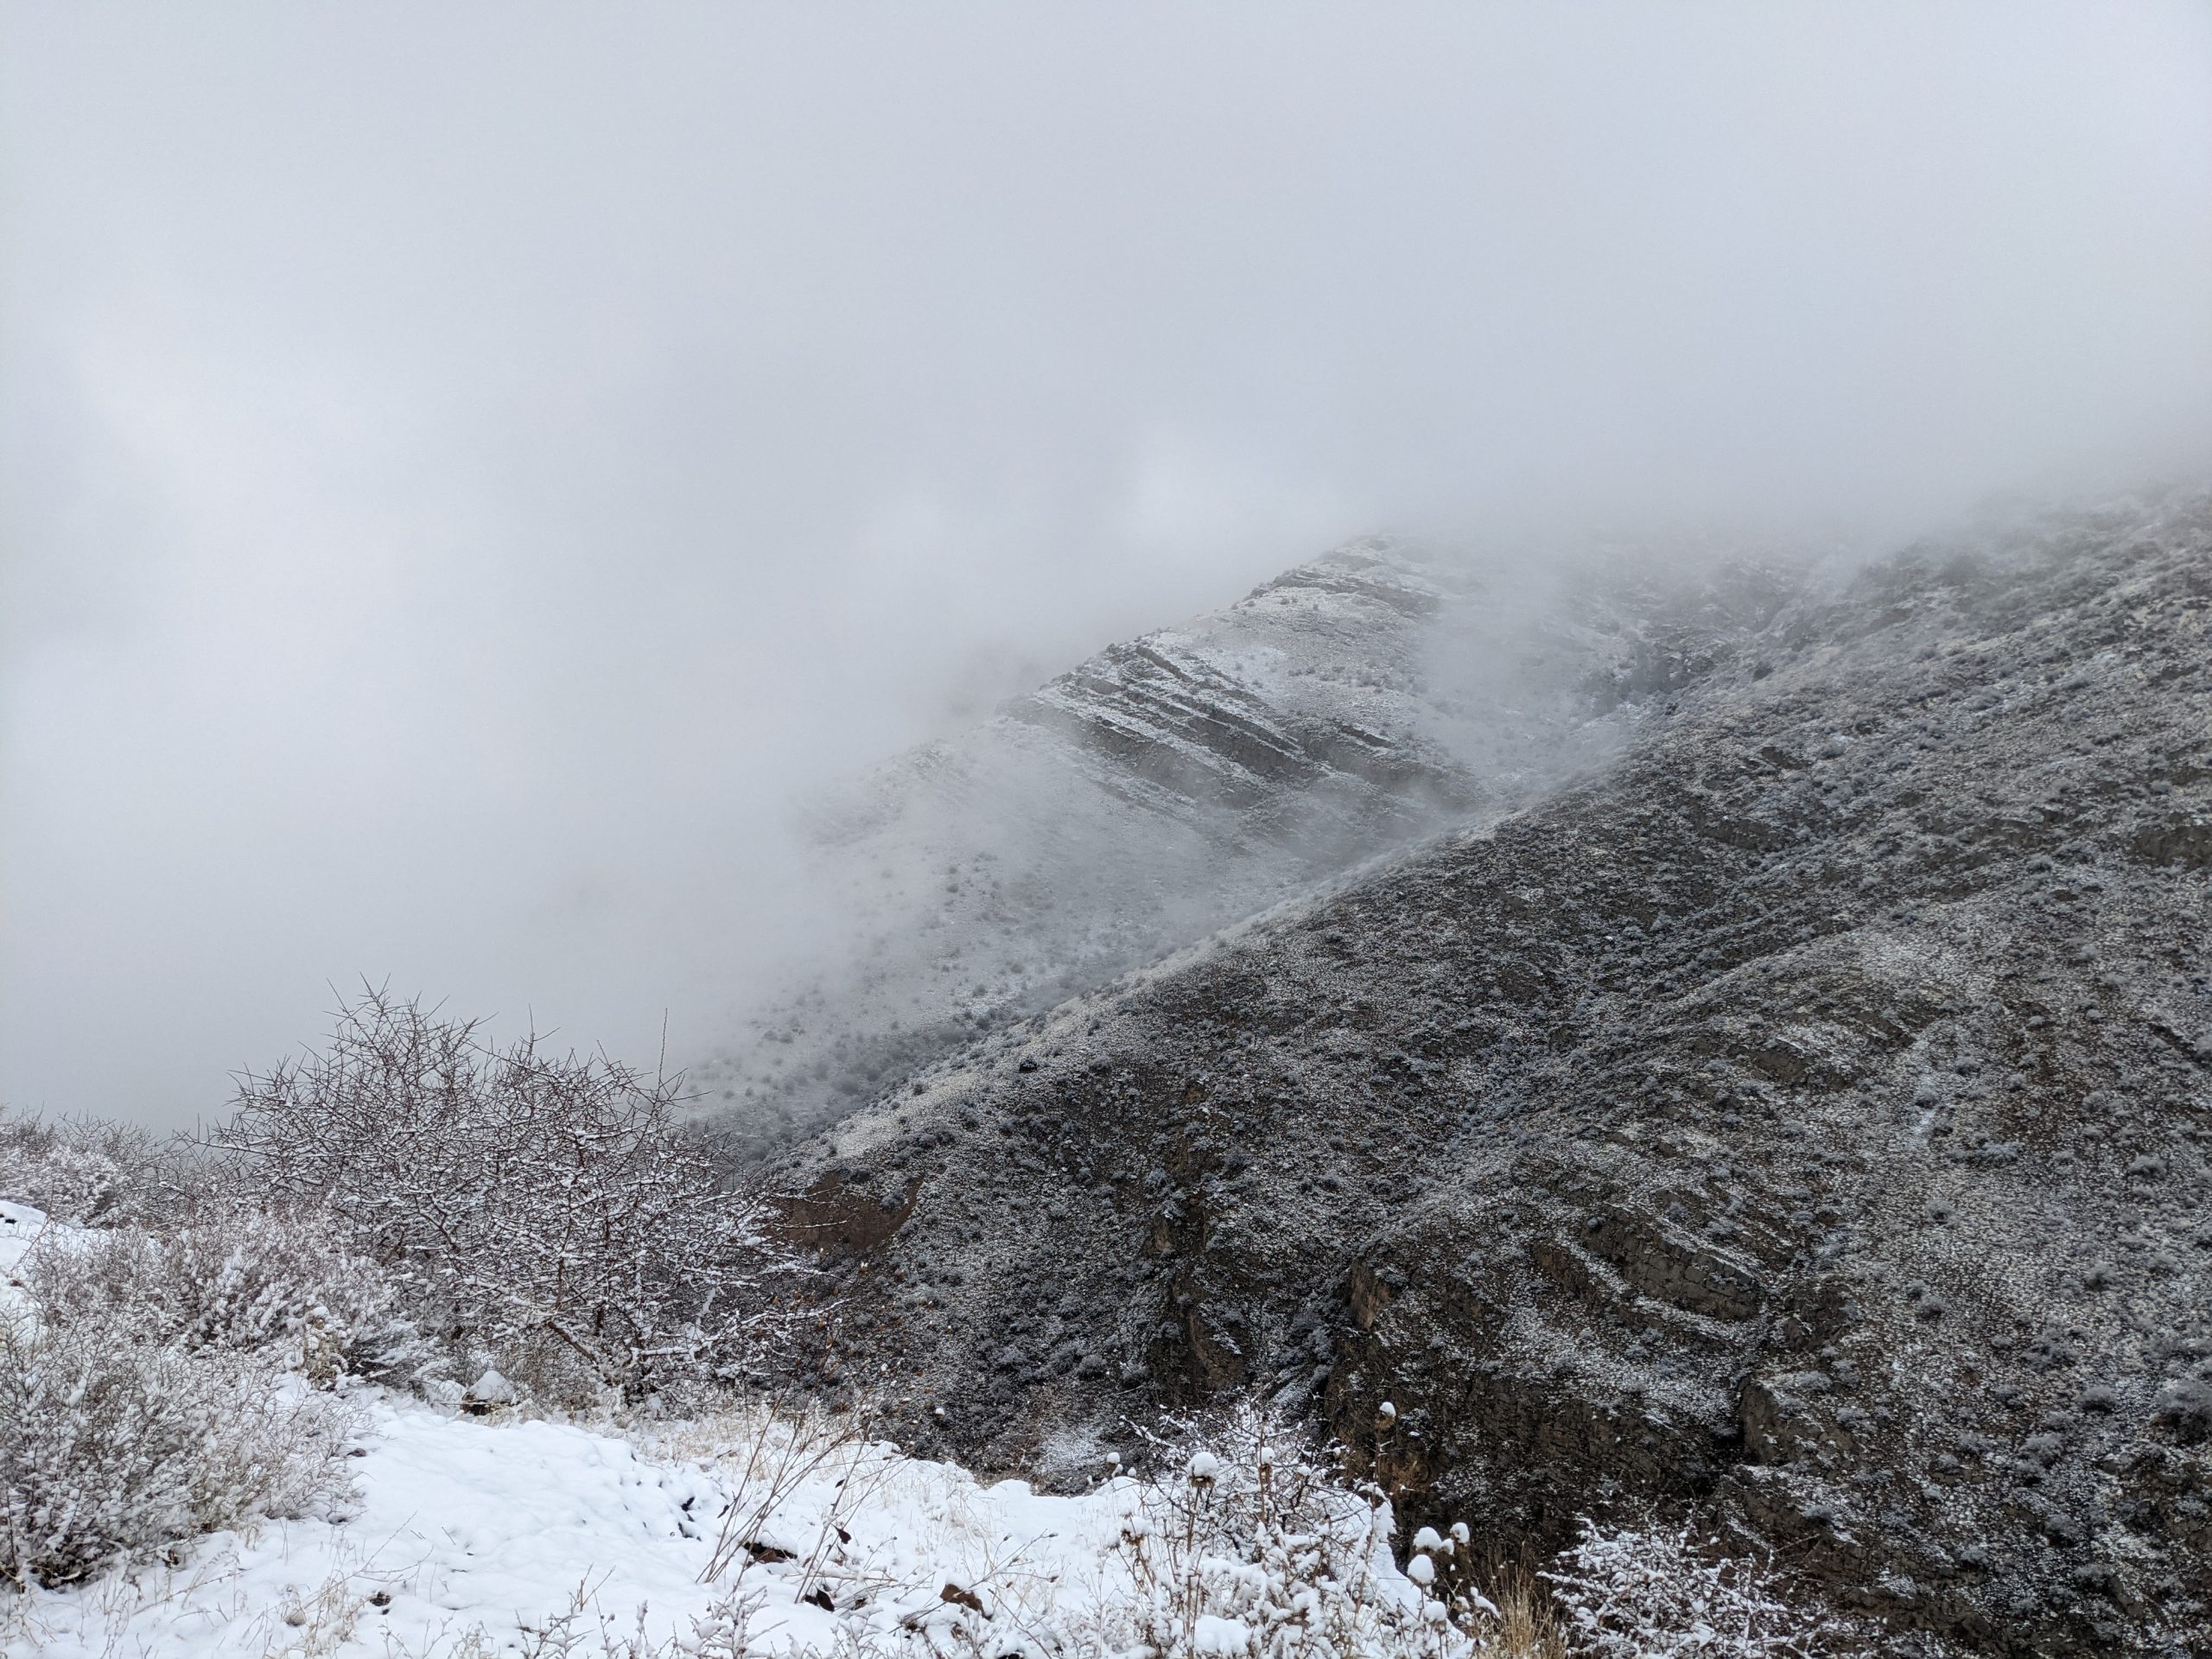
top-left (3, 3), bottom-right (2209, 1127)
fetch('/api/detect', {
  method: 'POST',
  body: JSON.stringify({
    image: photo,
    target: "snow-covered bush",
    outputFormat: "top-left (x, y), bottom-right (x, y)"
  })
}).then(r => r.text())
top-left (0, 1111), bottom-right (170, 1228)
top-left (206, 990), bottom-right (795, 1403)
top-left (25, 1211), bottom-right (435, 1386)
top-left (164, 1211), bottom-right (435, 1382)
top-left (0, 1247), bottom-right (356, 1587)
top-left (1540, 1517), bottom-right (1841, 1657)
top-left (1107, 1401), bottom-right (1457, 1659)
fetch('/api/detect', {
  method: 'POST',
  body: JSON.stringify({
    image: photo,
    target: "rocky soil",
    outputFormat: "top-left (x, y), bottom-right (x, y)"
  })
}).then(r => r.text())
top-left (774, 495), bottom-right (2212, 1656)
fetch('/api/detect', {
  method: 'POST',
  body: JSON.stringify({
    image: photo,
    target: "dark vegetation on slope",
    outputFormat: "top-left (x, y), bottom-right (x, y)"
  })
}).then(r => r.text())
top-left (773, 497), bottom-right (2212, 1657)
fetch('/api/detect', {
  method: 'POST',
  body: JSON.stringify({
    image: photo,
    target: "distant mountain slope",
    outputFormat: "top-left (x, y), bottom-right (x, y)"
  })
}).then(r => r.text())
top-left (697, 536), bottom-right (1801, 1146)
top-left (779, 495), bottom-right (2212, 1656)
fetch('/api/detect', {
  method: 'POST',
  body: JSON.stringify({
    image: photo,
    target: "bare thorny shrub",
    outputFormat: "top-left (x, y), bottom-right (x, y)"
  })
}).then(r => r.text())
top-left (204, 988), bottom-right (798, 1405)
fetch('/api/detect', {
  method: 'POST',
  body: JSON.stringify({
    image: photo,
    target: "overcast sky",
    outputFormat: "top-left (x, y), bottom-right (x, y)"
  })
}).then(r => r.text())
top-left (5, 3), bottom-right (2210, 1126)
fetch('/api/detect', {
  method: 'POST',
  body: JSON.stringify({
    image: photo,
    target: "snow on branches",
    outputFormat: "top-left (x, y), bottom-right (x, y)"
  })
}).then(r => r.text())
top-left (207, 990), bottom-right (797, 1403)
top-left (0, 1207), bottom-right (359, 1589)
top-left (1541, 1517), bottom-right (1846, 1657)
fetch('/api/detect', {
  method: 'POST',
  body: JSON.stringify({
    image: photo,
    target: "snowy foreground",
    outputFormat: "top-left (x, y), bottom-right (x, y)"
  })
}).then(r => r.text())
top-left (2, 1389), bottom-right (1427, 1659)
top-left (3, 1193), bottom-right (1469, 1659)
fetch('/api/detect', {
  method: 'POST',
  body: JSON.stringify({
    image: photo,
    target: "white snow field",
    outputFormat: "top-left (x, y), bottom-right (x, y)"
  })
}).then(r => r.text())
top-left (0, 1198), bottom-right (49, 1298)
top-left (2, 1387), bottom-right (1434, 1659)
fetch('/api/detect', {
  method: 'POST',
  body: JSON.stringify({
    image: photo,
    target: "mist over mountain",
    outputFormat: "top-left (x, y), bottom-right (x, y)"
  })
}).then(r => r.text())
top-left (9, 3), bottom-right (2212, 1126)
top-left (696, 533), bottom-right (1812, 1148)
top-left (7, 9), bottom-right (2212, 1655)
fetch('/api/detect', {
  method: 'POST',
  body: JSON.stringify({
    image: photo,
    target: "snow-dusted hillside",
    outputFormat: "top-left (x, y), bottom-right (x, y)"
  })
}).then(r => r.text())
top-left (696, 537), bottom-right (1803, 1147)
top-left (775, 493), bottom-right (2212, 1656)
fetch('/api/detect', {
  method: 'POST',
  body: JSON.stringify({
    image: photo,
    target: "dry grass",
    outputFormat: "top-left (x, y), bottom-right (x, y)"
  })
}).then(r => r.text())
top-left (1472, 1561), bottom-right (1571, 1659)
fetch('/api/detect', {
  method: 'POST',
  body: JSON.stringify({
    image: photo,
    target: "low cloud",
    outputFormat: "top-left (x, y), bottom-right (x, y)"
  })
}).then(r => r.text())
top-left (4, 3), bottom-right (2209, 1123)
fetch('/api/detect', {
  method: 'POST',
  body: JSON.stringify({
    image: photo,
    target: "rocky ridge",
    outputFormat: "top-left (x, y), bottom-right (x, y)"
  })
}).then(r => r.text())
top-left (777, 496), bottom-right (2212, 1656)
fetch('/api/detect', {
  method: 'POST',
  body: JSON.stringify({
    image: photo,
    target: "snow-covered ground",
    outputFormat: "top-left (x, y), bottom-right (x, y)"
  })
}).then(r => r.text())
top-left (1, 1198), bottom-right (54, 1317)
top-left (0, 1198), bottom-right (45, 1274)
top-left (1, 1122), bottom-right (1445, 1658)
top-left (3, 1387), bottom-right (1425, 1659)
top-left (4, 1393), bottom-right (1088, 1656)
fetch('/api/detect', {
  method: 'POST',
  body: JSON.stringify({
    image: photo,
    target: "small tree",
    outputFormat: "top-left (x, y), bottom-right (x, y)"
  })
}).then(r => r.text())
top-left (207, 989), bottom-right (791, 1402)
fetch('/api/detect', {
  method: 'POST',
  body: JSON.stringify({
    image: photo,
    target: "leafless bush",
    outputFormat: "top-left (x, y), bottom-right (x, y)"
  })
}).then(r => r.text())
top-left (1541, 1517), bottom-right (1843, 1657)
top-left (0, 1255), bottom-right (357, 1587)
top-left (205, 989), bottom-right (796, 1403)
top-left (501, 1576), bottom-right (766, 1659)
top-left (694, 1397), bottom-right (868, 1586)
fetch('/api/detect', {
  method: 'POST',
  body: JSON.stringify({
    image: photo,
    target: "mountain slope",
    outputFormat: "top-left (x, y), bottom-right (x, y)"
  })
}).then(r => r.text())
top-left (700, 536), bottom-right (1799, 1146)
top-left (777, 496), bottom-right (2212, 1656)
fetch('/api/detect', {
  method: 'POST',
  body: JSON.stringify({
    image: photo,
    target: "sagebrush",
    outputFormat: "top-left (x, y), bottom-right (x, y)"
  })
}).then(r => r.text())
top-left (0, 1113), bottom-right (172, 1229)
top-left (1, 1243), bottom-right (357, 1587)
top-left (26, 1211), bottom-right (434, 1386)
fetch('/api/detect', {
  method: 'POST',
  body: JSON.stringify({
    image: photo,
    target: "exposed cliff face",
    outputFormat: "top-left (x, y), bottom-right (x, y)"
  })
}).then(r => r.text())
top-left (700, 536), bottom-right (1801, 1147)
top-left (777, 497), bottom-right (2212, 1656)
